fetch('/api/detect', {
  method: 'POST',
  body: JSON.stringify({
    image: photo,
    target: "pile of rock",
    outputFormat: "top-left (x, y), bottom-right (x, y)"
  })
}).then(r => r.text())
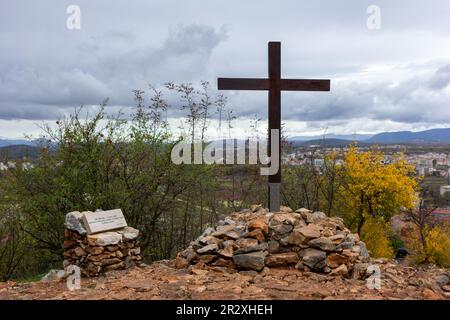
top-left (176, 206), bottom-right (370, 278)
top-left (63, 211), bottom-right (142, 277)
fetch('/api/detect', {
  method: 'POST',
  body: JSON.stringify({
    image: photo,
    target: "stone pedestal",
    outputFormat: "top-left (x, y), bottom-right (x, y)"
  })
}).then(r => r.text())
top-left (63, 211), bottom-right (142, 277)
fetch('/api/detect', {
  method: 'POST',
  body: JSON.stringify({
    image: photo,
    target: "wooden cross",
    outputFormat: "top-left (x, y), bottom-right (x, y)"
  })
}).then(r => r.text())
top-left (217, 41), bottom-right (331, 212)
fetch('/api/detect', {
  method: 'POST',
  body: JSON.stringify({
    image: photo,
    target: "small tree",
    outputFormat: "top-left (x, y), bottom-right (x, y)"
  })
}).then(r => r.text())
top-left (339, 146), bottom-right (418, 235)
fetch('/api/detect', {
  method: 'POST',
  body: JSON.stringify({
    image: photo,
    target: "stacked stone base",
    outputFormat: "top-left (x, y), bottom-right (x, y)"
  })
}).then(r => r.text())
top-left (176, 206), bottom-right (371, 278)
top-left (63, 227), bottom-right (142, 277)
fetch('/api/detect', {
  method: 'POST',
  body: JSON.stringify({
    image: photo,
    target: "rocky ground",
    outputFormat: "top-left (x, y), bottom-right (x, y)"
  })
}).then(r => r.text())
top-left (0, 259), bottom-right (449, 300)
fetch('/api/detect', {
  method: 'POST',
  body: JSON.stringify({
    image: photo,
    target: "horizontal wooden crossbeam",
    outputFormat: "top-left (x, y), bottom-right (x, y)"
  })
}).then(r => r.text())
top-left (218, 78), bottom-right (330, 92)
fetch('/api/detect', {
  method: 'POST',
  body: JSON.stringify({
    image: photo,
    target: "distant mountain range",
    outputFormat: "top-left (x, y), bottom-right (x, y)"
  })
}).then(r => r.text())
top-left (289, 134), bottom-right (373, 142)
top-left (0, 139), bottom-right (37, 148)
top-left (0, 128), bottom-right (449, 159)
top-left (367, 128), bottom-right (450, 144)
top-left (289, 128), bottom-right (450, 145)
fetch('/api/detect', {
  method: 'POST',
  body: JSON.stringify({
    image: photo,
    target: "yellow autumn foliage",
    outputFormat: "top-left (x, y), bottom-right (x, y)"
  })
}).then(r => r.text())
top-left (425, 226), bottom-right (450, 267)
top-left (360, 217), bottom-right (394, 258)
top-left (338, 146), bottom-right (418, 233)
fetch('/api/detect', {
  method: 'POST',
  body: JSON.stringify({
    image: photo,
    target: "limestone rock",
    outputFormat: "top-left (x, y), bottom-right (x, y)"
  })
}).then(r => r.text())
top-left (218, 243), bottom-right (234, 258)
top-left (197, 244), bottom-right (219, 254)
top-left (87, 232), bottom-right (122, 246)
top-left (326, 253), bottom-right (350, 269)
top-left (65, 211), bottom-right (87, 235)
top-left (248, 218), bottom-right (269, 235)
top-left (247, 229), bottom-right (265, 242)
top-left (330, 264), bottom-right (348, 276)
top-left (117, 226), bottom-right (139, 241)
top-left (308, 237), bottom-right (335, 251)
top-left (177, 205), bottom-right (371, 278)
top-left (288, 224), bottom-right (321, 245)
top-left (266, 252), bottom-right (299, 267)
top-left (233, 251), bottom-right (266, 271)
top-left (299, 248), bottom-right (327, 269)
top-left (235, 238), bottom-right (258, 249)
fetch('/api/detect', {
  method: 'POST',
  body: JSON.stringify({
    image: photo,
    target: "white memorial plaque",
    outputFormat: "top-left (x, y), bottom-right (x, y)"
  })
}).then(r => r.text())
top-left (82, 209), bottom-right (127, 234)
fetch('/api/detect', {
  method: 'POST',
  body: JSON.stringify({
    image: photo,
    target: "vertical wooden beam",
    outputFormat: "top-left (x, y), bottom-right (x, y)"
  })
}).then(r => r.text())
top-left (268, 41), bottom-right (281, 211)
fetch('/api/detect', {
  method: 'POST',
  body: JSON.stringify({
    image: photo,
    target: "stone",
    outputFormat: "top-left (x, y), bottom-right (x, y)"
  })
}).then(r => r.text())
top-left (265, 252), bottom-right (299, 267)
top-left (199, 254), bottom-right (217, 263)
top-left (328, 234), bottom-right (346, 243)
top-left (186, 249), bottom-right (198, 263)
top-left (308, 237), bottom-right (335, 251)
top-left (74, 247), bottom-right (86, 257)
top-left (82, 209), bottom-right (128, 234)
top-left (197, 244), bottom-right (219, 254)
top-left (330, 264), bottom-right (348, 276)
top-left (101, 258), bottom-right (122, 266)
top-left (86, 263), bottom-right (101, 275)
top-left (442, 285), bottom-right (450, 292)
top-left (248, 218), bottom-right (269, 235)
top-left (336, 241), bottom-right (354, 251)
top-left (88, 246), bottom-right (105, 255)
top-left (87, 252), bottom-right (114, 262)
top-left (116, 226), bottom-right (139, 241)
top-left (234, 243), bottom-right (268, 255)
top-left (233, 251), bottom-right (266, 271)
top-left (87, 232), bottom-right (122, 246)
top-left (270, 213), bottom-right (297, 226)
top-left (295, 261), bottom-right (305, 271)
top-left (352, 263), bottom-right (369, 280)
top-left (268, 240), bottom-right (280, 253)
top-left (288, 224), bottom-right (321, 245)
top-left (175, 256), bottom-right (189, 269)
top-left (65, 211), bottom-right (87, 235)
top-left (357, 242), bottom-right (370, 260)
top-left (63, 239), bottom-right (77, 249)
top-left (280, 206), bottom-right (293, 213)
top-left (198, 235), bottom-right (221, 245)
top-left (200, 227), bottom-right (215, 237)
top-left (130, 247), bottom-right (141, 255)
top-left (299, 248), bottom-right (327, 269)
top-left (307, 211), bottom-right (327, 224)
top-left (422, 288), bottom-right (442, 300)
top-left (213, 258), bottom-right (235, 269)
top-left (270, 224), bottom-right (293, 237)
top-left (326, 253), bottom-right (350, 269)
top-left (435, 274), bottom-right (449, 288)
top-left (247, 229), bottom-right (265, 242)
top-left (235, 238), bottom-right (258, 249)
top-left (295, 208), bottom-right (312, 214)
top-left (218, 244), bottom-right (234, 258)
top-left (41, 269), bottom-right (66, 282)
top-left (103, 262), bottom-right (126, 272)
top-left (211, 225), bottom-right (240, 239)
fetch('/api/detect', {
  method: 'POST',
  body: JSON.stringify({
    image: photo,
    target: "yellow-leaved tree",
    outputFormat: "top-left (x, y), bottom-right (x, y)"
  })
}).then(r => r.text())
top-left (338, 146), bottom-right (418, 236)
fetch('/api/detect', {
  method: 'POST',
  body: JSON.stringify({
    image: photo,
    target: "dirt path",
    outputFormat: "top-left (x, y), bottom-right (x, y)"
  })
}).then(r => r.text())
top-left (0, 260), bottom-right (448, 300)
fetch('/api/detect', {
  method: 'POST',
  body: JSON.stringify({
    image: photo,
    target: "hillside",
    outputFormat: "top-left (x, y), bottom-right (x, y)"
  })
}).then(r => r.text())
top-left (368, 128), bottom-right (450, 144)
top-left (0, 145), bottom-right (39, 159)
top-left (0, 259), bottom-right (449, 300)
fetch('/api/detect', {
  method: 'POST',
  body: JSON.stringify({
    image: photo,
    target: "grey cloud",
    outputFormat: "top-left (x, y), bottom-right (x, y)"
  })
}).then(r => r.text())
top-left (1, 0), bottom-right (450, 134)
top-left (0, 23), bottom-right (227, 120)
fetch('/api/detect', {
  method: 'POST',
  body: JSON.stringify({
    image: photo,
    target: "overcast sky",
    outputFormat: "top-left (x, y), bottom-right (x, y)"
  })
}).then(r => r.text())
top-left (1, 0), bottom-right (450, 139)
